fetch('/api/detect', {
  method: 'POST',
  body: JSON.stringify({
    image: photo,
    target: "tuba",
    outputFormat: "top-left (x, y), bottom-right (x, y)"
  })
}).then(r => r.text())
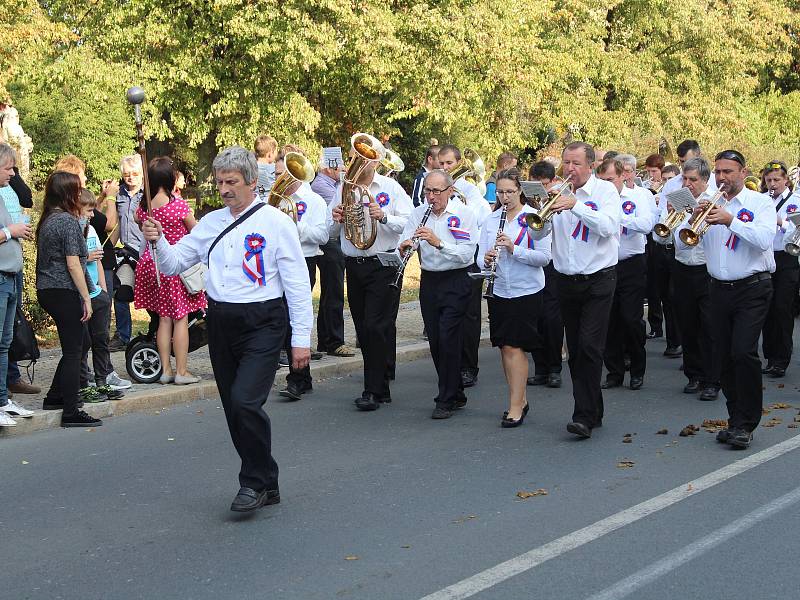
top-left (342, 132), bottom-right (386, 250)
top-left (744, 175), bottom-right (761, 192)
top-left (268, 151), bottom-right (315, 222)
top-left (678, 185), bottom-right (727, 247)
top-left (379, 149), bottom-right (405, 176)
top-left (525, 175), bottom-right (573, 230)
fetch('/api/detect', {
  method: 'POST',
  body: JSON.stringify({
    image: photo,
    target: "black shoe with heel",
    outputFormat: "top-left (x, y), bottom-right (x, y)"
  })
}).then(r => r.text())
top-left (501, 403), bottom-right (530, 428)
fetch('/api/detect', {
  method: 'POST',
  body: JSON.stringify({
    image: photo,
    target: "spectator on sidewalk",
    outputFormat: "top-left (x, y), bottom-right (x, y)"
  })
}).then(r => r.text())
top-left (133, 157), bottom-right (205, 385)
top-left (255, 135), bottom-right (278, 193)
top-left (110, 154), bottom-right (145, 351)
top-left (37, 171), bottom-right (101, 427)
top-left (0, 143), bottom-right (34, 427)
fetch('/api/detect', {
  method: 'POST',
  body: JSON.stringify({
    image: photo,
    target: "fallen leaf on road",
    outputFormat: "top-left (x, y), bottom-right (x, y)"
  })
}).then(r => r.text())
top-left (789, 424), bottom-right (798, 429)
top-left (516, 489), bottom-right (548, 499)
top-left (769, 403), bottom-right (791, 410)
top-left (344, 556), bottom-right (359, 561)
top-left (679, 424), bottom-right (699, 437)
top-left (451, 515), bottom-right (478, 524)
top-left (401, 545), bottom-right (411, 549)
top-left (702, 419), bottom-right (728, 432)
top-left (196, 410), bottom-right (204, 415)
top-left (656, 429), bottom-right (668, 435)
top-left (622, 437), bottom-right (632, 443)
top-left (687, 484), bottom-right (694, 492)
top-left (777, 384), bottom-right (785, 389)
top-left (763, 418), bottom-right (782, 428)
top-left (617, 460), bottom-right (635, 468)
top-left (762, 408), bottom-right (771, 415)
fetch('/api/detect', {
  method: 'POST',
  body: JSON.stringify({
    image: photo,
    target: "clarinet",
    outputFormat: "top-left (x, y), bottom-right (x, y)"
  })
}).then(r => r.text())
top-left (483, 204), bottom-right (508, 299)
top-left (390, 204), bottom-right (434, 289)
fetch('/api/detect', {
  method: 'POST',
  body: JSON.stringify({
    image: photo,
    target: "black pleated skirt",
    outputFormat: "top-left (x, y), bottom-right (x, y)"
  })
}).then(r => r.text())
top-left (487, 291), bottom-right (543, 351)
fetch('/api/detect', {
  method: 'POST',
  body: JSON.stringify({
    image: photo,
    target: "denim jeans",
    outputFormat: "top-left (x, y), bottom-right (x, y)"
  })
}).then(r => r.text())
top-left (6, 270), bottom-right (22, 385)
top-left (0, 272), bottom-right (18, 406)
top-left (114, 297), bottom-right (131, 343)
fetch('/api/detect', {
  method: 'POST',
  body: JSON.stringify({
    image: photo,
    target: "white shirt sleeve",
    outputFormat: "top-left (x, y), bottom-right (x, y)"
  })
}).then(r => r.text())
top-left (383, 180), bottom-right (413, 234)
top-left (154, 217), bottom-right (209, 275)
top-left (296, 193), bottom-right (329, 248)
top-left (511, 232), bottom-right (552, 267)
top-left (275, 219), bottom-right (314, 347)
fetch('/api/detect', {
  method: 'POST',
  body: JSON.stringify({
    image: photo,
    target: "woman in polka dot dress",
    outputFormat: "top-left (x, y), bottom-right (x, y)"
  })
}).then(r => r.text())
top-left (134, 157), bottom-right (206, 385)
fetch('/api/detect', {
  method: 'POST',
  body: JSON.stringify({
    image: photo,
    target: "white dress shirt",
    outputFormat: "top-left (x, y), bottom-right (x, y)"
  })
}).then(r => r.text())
top-left (653, 190), bottom-right (710, 266)
top-left (675, 187), bottom-right (776, 281)
top-left (154, 200), bottom-right (313, 347)
top-left (619, 185), bottom-right (658, 260)
top-left (454, 178), bottom-right (491, 226)
top-left (294, 183), bottom-right (329, 258)
top-left (767, 188), bottom-right (799, 252)
top-left (401, 199), bottom-right (478, 272)
top-left (478, 205), bottom-right (552, 298)
top-left (530, 175), bottom-right (621, 275)
top-left (328, 173), bottom-right (412, 257)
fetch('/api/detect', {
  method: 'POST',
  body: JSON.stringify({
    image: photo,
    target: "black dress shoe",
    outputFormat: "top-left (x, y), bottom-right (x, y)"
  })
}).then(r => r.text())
top-left (354, 392), bottom-right (380, 411)
top-left (461, 371), bottom-right (477, 388)
top-left (629, 376), bottom-right (644, 390)
top-left (663, 345), bottom-right (682, 358)
top-left (761, 364), bottom-right (773, 374)
top-left (527, 374), bottom-right (548, 386)
top-left (765, 366), bottom-right (786, 378)
top-left (699, 387), bottom-right (719, 401)
top-left (431, 404), bottom-right (455, 419)
top-left (230, 487), bottom-right (280, 512)
top-left (646, 330), bottom-right (663, 339)
top-left (566, 421), bottom-right (592, 438)
top-left (279, 381), bottom-right (311, 401)
top-left (729, 428), bottom-right (753, 449)
top-left (683, 380), bottom-right (701, 394)
top-left (61, 410), bottom-right (102, 428)
top-left (601, 378), bottom-right (623, 389)
top-left (547, 373), bottom-right (562, 388)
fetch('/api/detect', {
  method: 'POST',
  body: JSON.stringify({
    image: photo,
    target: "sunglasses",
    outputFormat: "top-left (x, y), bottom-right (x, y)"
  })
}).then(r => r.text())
top-left (715, 150), bottom-right (746, 167)
top-left (763, 162), bottom-right (787, 173)
top-left (122, 171), bottom-right (141, 177)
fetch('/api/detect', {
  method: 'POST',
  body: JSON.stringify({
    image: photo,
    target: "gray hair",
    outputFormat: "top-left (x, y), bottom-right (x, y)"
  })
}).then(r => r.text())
top-left (0, 143), bottom-right (17, 168)
top-left (616, 153), bottom-right (637, 170)
top-left (119, 154), bottom-right (142, 172)
top-left (213, 145), bottom-right (259, 184)
top-left (682, 157), bottom-right (710, 182)
top-left (425, 169), bottom-right (454, 188)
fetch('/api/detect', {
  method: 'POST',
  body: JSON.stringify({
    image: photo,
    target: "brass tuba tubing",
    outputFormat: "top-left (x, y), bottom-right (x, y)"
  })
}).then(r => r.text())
top-left (342, 133), bottom-right (386, 250)
top-left (268, 151), bottom-right (315, 222)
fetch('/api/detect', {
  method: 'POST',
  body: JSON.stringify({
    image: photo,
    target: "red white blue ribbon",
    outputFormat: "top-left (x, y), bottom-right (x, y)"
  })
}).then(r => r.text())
top-left (296, 201), bottom-right (307, 221)
top-left (621, 200), bottom-right (635, 235)
top-left (448, 215), bottom-right (470, 240)
top-left (571, 201), bottom-right (598, 242)
top-left (243, 233), bottom-right (266, 286)
top-left (514, 213), bottom-right (534, 248)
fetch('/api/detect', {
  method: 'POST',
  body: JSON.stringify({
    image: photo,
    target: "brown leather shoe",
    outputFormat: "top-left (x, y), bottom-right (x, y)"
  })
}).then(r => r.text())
top-left (8, 381), bottom-right (41, 395)
top-left (329, 345), bottom-right (356, 357)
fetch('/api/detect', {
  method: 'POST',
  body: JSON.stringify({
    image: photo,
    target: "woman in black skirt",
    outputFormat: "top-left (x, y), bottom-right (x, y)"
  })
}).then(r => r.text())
top-left (479, 168), bottom-right (552, 427)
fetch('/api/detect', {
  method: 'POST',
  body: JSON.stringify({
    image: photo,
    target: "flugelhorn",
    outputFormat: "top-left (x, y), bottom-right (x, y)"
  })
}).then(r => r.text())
top-left (342, 133), bottom-right (386, 250)
top-left (525, 175), bottom-right (573, 230)
top-left (390, 204), bottom-right (433, 289)
top-left (678, 185), bottom-right (727, 247)
top-left (268, 151), bottom-right (315, 222)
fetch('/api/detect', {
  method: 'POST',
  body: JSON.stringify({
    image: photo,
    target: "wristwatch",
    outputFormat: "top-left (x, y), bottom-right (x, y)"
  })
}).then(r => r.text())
top-left (379, 214), bottom-right (388, 225)
top-left (436, 240), bottom-right (444, 250)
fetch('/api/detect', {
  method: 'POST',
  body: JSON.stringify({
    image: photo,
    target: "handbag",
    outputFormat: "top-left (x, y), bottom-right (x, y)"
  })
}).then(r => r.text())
top-left (179, 263), bottom-right (208, 295)
top-left (9, 306), bottom-right (40, 364)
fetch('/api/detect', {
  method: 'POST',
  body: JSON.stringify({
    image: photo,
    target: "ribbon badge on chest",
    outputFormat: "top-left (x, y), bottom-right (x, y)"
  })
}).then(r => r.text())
top-left (296, 201), bottom-right (307, 221)
top-left (621, 200), bottom-right (636, 235)
top-left (514, 213), bottom-right (534, 248)
top-left (448, 215), bottom-right (470, 241)
top-left (725, 208), bottom-right (754, 252)
top-left (787, 204), bottom-right (798, 214)
top-left (571, 201), bottom-right (598, 242)
top-left (376, 192), bottom-right (390, 208)
top-left (243, 233), bottom-right (267, 286)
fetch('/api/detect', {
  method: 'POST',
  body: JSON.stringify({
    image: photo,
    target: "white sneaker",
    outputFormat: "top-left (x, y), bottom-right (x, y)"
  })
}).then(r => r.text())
top-left (0, 411), bottom-right (17, 427)
top-left (106, 371), bottom-right (132, 390)
top-left (2, 400), bottom-right (34, 418)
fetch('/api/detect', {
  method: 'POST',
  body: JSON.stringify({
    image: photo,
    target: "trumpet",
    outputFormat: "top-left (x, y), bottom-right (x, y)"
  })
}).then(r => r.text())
top-left (653, 205), bottom-right (690, 238)
top-left (678, 185), bottom-right (727, 247)
top-left (342, 133), bottom-right (386, 250)
top-left (525, 175), bottom-right (573, 230)
top-left (268, 151), bottom-right (315, 222)
top-left (390, 204), bottom-right (433, 289)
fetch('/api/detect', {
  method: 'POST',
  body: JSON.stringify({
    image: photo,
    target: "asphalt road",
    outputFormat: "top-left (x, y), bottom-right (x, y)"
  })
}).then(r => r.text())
top-left (3, 336), bottom-right (800, 600)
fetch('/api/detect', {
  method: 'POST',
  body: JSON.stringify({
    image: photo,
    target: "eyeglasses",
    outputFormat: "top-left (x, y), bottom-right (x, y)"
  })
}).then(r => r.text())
top-left (423, 187), bottom-right (450, 196)
top-left (495, 189), bottom-right (519, 196)
top-left (122, 172), bottom-right (141, 178)
top-left (715, 150), bottom-right (746, 167)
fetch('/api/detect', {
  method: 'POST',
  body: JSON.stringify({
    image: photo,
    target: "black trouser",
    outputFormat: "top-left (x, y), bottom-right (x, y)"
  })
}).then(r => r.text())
top-left (80, 291), bottom-right (114, 387)
top-left (532, 263), bottom-right (563, 376)
top-left (648, 241), bottom-right (681, 347)
top-left (604, 254), bottom-right (647, 381)
top-left (207, 297), bottom-right (285, 491)
top-left (316, 239), bottom-right (346, 353)
top-left (762, 251), bottom-right (799, 370)
top-left (285, 257), bottom-right (317, 388)
top-left (386, 276), bottom-right (402, 380)
top-left (38, 288), bottom-right (85, 418)
top-left (557, 268), bottom-right (616, 428)
top-left (420, 267), bottom-right (473, 407)
top-left (646, 235), bottom-right (663, 331)
top-left (345, 257), bottom-right (396, 397)
top-left (711, 276), bottom-right (772, 433)
top-left (672, 262), bottom-right (717, 386)
top-left (460, 264), bottom-right (483, 377)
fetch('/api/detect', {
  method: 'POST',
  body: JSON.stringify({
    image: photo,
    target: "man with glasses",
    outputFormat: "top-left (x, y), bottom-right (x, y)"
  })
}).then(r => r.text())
top-left (399, 170), bottom-right (479, 419)
top-left (677, 150), bottom-right (775, 449)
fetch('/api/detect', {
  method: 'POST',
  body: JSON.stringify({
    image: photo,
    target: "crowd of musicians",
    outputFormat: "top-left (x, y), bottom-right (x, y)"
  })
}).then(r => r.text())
top-left (20, 129), bottom-right (793, 512)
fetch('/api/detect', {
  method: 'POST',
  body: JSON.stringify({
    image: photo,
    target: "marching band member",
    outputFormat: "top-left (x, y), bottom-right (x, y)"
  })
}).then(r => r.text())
top-left (329, 148), bottom-right (412, 411)
top-left (642, 154), bottom-right (665, 192)
top-left (529, 142), bottom-right (621, 439)
top-left (760, 161), bottom-right (798, 378)
top-left (142, 146), bottom-right (313, 511)
top-left (436, 144), bottom-right (490, 388)
top-left (479, 168), bottom-right (552, 426)
top-left (597, 157), bottom-right (657, 390)
top-left (654, 158), bottom-right (719, 400)
top-left (527, 160), bottom-right (564, 388)
top-left (643, 153), bottom-right (667, 342)
top-left (273, 150), bottom-right (329, 400)
top-left (399, 170), bottom-right (478, 419)
top-left (677, 150), bottom-right (775, 449)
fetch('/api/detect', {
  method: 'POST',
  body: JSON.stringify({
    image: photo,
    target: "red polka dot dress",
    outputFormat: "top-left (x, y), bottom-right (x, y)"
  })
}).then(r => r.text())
top-left (134, 197), bottom-right (207, 319)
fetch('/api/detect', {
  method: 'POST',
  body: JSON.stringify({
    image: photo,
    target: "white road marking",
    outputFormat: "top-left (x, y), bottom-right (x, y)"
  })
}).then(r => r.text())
top-left (585, 482), bottom-right (800, 600)
top-left (420, 434), bottom-right (800, 600)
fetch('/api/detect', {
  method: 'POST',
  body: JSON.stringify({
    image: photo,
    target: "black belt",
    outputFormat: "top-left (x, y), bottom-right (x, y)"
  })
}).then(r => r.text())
top-left (712, 272), bottom-right (771, 289)
top-left (0, 271), bottom-right (17, 278)
top-left (206, 297), bottom-right (283, 309)
top-left (345, 251), bottom-right (395, 264)
top-left (558, 265), bottom-right (615, 282)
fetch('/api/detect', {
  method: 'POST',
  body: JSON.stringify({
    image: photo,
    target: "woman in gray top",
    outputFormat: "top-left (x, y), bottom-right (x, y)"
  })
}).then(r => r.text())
top-left (36, 171), bottom-right (101, 427)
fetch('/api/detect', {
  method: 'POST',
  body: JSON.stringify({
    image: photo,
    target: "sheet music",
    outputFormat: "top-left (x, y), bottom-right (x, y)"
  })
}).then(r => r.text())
top-left (376, 251), bottom-right (403, 268)
top-left (520, 181), bottom-right (549, 203)
top-left (665, 187), bottom-right (698, 212)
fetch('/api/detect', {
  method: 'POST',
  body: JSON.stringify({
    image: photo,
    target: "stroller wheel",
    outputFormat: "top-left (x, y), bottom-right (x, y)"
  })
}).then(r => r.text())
top-left (126, 341), bottom-right (163, 384)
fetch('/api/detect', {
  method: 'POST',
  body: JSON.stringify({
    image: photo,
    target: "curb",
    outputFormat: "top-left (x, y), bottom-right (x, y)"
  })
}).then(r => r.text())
top-left (1, 335), bottom-right (489, 437)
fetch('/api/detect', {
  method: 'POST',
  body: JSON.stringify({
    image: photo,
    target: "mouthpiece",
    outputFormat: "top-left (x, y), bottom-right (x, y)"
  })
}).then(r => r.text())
top-left (126, 87), bottom-right (146, 105)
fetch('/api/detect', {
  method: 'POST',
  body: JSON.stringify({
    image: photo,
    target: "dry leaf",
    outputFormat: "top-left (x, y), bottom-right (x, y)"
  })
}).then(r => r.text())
top-left (763, 418), bottom-right (782, 428)
top-left (622, 437), bottom-right (632, 443)
top-left (401, 545), bottom-right (411, 549)
top-left (794, 415), bottom-right (800, 422)
top-left (762, 408), bottom-right (771, 415)
top-left (344, 556), bottom-right (359, 561)
top-left (777, 384), bottom-right (785, 389)
top-left (769, 403), bottom-right (791, 410)
top-left (686, 483), bottom-right (694, 492)
top-left (656, 429), bottom-right (668, 435)
top-left (516, 489), bottom-right (548, 499)
top-left (617, 460), bottom-right (635, 468)
top-left (679, 425), bottom-right (699, 437)
top-left (701, 419), bottom-right (728, 432)
top-left (195, 410), bottom-right (204, 415)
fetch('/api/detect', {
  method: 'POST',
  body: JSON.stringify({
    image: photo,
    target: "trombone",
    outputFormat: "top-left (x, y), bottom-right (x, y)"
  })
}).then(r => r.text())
top-left (678, 185), bottom-right (727, 247)
top-left (525, 175), bottom-right (573, 230)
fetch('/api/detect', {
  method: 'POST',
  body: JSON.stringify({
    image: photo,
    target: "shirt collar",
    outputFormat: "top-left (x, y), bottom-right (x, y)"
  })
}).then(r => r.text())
top-left (576, 174), bottom-right (598, 196)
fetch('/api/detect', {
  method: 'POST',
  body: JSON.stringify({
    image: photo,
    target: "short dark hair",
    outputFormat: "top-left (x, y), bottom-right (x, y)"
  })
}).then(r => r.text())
top-left (662, 164), bottom-right (680, 177)
top-left (604, 150), bottom-right (619, 160)
top-left (676, 139), bottom-right (701, 158)
top-left (529, 160), bottom-right (556, 181)
top-left (148, 156), bottom-right (177, 195)
top-left (714, 149), bottom-right (746, 167)
top-left (644, 153), bottom-right (665, 169)
top-left (563, 141), bottom-right (595, 165)
top-left (438, 144), bottom-right (461, 161)
top-left (598, 158), bottom-right (624, 176)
